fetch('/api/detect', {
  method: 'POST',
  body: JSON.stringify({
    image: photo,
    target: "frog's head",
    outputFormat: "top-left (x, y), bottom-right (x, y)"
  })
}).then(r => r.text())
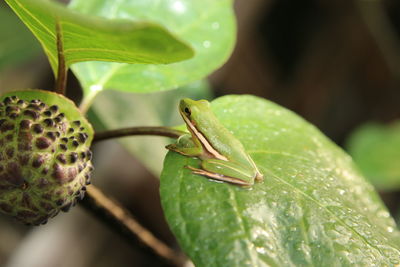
top-left (179, 98), bottom-right (210, 123)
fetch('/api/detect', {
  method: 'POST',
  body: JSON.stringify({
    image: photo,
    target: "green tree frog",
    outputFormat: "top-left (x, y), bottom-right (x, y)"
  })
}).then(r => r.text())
top-left (166, 98), bottom-right (263, 186)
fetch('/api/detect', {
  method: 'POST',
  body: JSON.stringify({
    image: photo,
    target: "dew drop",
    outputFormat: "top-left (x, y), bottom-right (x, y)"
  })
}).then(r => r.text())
top-left (171, 0), bottom-right (186, 13)
top-left (203, 40), bottom-right (211, 48)
top-left (256, 246), bottom-right (267, 254)
top-left (377, 210), bottom-right (390, 218)
top-left (211, 22), bottom-right (220, 30)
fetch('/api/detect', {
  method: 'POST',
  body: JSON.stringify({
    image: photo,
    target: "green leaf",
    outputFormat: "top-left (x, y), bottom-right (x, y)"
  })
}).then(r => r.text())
top-left (346, 122), bottom-right (400, 191)
top-left (68, 0), bottom-right (235, 97)
top-left (1, 89), bottom-right (93, 143)
top-left (0, 7), bottom-right (41, 70)
top-left (90, 80), bottom-right (211, 175)
top-left (160, 95), bottom-right (400, 266)
top-left (5, 0), bottom-right (193, 74)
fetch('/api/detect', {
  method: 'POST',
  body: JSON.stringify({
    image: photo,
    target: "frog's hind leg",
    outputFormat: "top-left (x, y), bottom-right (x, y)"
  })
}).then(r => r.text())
top-left (185, 166), bottom-right (251, 186)
top-left (202, 159), bottom-right (256, 185)
top-left (185, 162), bottom-right (252, 186)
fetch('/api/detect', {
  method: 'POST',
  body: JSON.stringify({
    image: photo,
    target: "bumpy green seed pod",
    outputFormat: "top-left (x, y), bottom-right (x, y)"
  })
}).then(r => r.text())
top-left (0, 91), bottom-right (93, 225)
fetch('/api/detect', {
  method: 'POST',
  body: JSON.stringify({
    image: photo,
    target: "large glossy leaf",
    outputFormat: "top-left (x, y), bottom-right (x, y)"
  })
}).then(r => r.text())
top-left (5, 0), bottom-right (193, 74)
top-left (0, 7), bottom-right (41, 71)
top-left (160, 95), bottom-right (400, 266)
top-left (69, 0), bottom-right (235, 98)
top-left (90, 80), bottom-right (212, 175)
top-left (346, 121), bottom-right (400, 191)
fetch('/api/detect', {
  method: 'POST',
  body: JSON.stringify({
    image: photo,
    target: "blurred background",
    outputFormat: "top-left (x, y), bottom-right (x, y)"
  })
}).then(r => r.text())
top-left (1, 0), bottom-right (400, 266)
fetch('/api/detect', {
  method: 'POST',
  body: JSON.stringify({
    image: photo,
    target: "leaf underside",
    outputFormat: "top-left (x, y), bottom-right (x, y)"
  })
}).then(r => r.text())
top-left (68, 0), bottom-right (236, 95)
top-left (6, 0), bottom-right (193, 75)
top-left (160, 95), bottom-right (400, 267)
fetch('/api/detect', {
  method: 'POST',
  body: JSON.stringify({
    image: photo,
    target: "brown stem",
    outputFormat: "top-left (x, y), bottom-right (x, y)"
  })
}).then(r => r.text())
top-left (80, 185), bottom-right (186, 266)
top-left (55, 19), bottom-right (68, 95)
top-left (93, 127), bottom-right (185, 143)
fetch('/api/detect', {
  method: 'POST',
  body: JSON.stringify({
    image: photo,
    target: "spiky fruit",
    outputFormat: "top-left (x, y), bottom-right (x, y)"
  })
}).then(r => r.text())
top-left (0, 91), bottom-right (93, 225)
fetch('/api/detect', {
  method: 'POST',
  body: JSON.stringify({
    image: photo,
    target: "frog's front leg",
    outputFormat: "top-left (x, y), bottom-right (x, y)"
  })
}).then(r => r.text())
top-left (166, 134), bottom-right (203, 157)
top-left (186, 159), bottom-right (255, 186)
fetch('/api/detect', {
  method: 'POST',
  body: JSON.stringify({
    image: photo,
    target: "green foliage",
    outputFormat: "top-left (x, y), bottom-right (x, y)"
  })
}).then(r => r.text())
top-left (161, 95), bottom-right (400, 266)
top-left (5, 0), bottom-right (193, 75)
top-left (0, 7), bottom-right (41, 70)
top-left (68, 0), bottom-right (236, 97)
top-left (6, 0), bottom-right (400, 265)
top-left (347, 121), bottom-right (400, 191)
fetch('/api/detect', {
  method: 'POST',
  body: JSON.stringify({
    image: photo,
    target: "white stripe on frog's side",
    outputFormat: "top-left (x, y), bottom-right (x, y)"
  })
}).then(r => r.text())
top-left (180, 110), bottom-right (228, 161)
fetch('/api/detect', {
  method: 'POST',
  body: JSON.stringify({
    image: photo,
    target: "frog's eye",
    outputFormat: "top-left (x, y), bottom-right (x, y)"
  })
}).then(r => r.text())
top-left (184, 107), bottom-right (191, 116)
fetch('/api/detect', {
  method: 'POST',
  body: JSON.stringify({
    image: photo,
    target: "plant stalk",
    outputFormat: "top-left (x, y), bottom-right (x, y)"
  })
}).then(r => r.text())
top-left (55, 19), bottom-right (68, 95)
top-left (81, 185), bottom-right (186, 266)
top-left (93, 127), bottom-right (185, 143)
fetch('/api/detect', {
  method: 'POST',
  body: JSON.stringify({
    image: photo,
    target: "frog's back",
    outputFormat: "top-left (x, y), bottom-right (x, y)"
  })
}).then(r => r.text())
top-left (197, 112), bottom-right (253, 166)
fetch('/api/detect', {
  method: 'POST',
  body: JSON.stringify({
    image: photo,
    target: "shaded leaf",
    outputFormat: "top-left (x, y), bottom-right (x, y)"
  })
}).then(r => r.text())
top-left (69, 0), bottom-right (235, 98)
top-left (161, 95), bottom-right (400, 266)
top-left (6, 0), bottom-right (193, 74)
top-left (90, 80), bottom-right (211, 175)
top-left (346, 121), bottom-right (400, 191)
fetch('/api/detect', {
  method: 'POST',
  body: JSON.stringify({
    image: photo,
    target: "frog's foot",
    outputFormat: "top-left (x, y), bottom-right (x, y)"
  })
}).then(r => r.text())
top-left (255, 171), bottom-right (264, 182)
top-left (165, 143), bottom-right (178, 151)
top-left (166, 144), bottom-right (203, 157)
top-left (184, 165), bottom-right (251, 186)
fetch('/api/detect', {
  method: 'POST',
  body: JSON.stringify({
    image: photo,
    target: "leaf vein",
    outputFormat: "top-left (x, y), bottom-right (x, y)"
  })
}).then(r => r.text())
top-left (227, 187), bottom-right (260, 266)
top-left (249, 150), bottom-right (311, 162)
top-left (14, 0), bottom-right (55, 38)
top-left (263, 168), bottom-right (389, 260)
